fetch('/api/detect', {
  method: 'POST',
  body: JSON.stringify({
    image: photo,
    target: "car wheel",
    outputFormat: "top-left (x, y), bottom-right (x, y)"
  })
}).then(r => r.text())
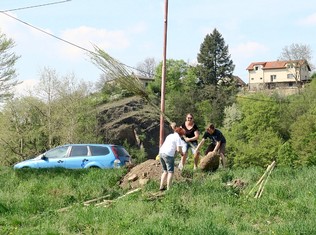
top-left (89, 166), bottom-right (100, 169)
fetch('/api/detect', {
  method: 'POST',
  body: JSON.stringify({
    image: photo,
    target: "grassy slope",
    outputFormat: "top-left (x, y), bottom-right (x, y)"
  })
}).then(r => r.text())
top-left (0, 166), bottom-right (315, 235)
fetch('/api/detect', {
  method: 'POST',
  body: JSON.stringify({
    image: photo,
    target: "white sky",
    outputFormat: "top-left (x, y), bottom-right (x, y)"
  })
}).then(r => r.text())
top-left (1, 0), bottom-right (316, 95)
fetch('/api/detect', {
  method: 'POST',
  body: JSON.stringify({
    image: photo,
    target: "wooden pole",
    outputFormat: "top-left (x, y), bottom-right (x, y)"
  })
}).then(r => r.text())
top-left (247, 161), bottom-right (276, 199)
top-left (257, 161), bottom-right (276, 198)
top-left (247, 163), bottom-right (272, 198)
top-left (159, 0), bottom-right (168, 146)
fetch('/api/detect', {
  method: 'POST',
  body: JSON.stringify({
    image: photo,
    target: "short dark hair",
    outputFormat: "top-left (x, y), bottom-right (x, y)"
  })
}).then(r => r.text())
top-left (208, 123), bottom-right (215, 130)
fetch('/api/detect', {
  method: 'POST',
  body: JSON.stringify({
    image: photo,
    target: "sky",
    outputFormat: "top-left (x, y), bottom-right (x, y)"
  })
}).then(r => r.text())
top-left (0, 0), bottom-right (316, 95)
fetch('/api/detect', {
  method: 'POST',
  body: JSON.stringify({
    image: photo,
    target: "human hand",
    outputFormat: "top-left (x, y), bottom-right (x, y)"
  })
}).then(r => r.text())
top-left (184, 137), bottom-right (189, 142)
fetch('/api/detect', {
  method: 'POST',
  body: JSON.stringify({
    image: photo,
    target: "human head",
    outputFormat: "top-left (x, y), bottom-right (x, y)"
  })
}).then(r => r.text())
top-left (175, 127), bottom-right (186, 136)
top-left (207, 123), bottom-right (215, 134)
top-left (186, 113), bottom-right (194, 122)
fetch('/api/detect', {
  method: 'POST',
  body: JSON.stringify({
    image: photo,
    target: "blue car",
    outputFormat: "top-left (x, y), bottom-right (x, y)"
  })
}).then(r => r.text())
top-left (13, 144), bottom-right (131, 169)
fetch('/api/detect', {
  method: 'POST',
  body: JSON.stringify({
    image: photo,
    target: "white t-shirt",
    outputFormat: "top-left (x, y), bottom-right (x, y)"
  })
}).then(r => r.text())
top-left (159, 132), bottom-right (182, 157)
top-left (180, 138), bottom-right (187, 153)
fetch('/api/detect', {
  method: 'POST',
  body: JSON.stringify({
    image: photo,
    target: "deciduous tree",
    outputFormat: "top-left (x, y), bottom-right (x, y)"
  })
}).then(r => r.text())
top-left (279, 43), bottom-right (314, 70)
top-left (0, 31), bottom-right (20, 102)
top-left (136, 57), bottom-right (157, 78)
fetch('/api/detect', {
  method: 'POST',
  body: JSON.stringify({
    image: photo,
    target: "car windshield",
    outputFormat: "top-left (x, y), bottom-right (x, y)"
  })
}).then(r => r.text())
top-left (44, 146), bottom-right (69, 159)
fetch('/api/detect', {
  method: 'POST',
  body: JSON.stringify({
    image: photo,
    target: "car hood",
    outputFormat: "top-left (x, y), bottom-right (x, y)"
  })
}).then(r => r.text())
top-left (13, 156), bottom-right (40, 168)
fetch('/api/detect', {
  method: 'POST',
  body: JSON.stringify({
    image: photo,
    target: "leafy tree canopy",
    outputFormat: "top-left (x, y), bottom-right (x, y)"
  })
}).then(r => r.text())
top-left (0, 31), bottom-right (20, 102)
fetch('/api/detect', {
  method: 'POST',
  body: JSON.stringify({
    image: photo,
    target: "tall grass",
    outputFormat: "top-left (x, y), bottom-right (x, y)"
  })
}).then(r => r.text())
top-left (1, 166), bottom-right (316, 234)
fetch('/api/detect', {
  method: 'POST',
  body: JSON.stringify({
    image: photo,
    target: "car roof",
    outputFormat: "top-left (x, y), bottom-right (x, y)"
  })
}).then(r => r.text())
top-left (60, 144), bottom-right (123, 147)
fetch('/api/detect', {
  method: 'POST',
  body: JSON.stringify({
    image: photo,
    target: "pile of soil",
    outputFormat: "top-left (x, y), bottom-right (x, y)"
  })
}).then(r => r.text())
top-left (120, 159), bottom-right (184, 189)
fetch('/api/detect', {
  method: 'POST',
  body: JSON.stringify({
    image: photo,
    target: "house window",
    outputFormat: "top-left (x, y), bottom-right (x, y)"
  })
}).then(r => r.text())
top-left (287, 74), bottom-right (294, 79)
top-left (289, 82), bottom-right (293, 87)
top-left (251, 78), bottom-right (254, 80)
top-left (287, 64), bottom-right (294, 68)
top-left (254, 66), bottom-right (259, 71)
top-left (270, 75), bottom-right (276, 82)
top-left (260, 77), bottom-right (262, 80)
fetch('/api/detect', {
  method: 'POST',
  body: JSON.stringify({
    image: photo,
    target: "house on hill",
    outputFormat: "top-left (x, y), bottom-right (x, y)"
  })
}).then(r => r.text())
top-left (220, 75), bottom-right (247, 90)
top-left (246, 60), bottom-right (311, 92)
top-left (233, 75), bottom-right (247, 89)
top-left (137, 75), bottom-right (154, 87)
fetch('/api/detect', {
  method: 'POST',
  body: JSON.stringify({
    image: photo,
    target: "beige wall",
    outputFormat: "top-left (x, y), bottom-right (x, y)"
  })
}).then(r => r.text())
top-left (248, 63), bottom-right (310, 85)
top-left (300, 65), bottom-right (310, 81)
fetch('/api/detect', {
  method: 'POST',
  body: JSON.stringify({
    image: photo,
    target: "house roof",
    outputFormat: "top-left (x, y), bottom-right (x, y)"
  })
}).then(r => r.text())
top-left (233, 75), bottom-right (246, 86)
top-left (246, 60), bottom-right (311, 71)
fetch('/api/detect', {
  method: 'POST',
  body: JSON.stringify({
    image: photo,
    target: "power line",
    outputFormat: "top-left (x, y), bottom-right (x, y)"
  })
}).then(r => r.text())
top-left (1, 0), bottom-right (72, 12)
top-left (0, 9), bottom-right (150, 76)
top-left (1, 11), bottom-right (95, 55)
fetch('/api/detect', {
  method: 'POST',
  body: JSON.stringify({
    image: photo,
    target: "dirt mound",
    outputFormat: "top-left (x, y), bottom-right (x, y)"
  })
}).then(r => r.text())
top-left (120, 159), bottom-right (184, 189)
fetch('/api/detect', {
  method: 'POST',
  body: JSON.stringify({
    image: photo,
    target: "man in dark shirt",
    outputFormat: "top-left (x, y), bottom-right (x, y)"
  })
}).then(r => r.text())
top-left (194, 123), bottom-right (227, 168)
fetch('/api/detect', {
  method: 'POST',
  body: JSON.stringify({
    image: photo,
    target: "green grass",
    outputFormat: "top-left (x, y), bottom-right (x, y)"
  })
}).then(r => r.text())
top-left (0, 166), bottom-right (316, 234)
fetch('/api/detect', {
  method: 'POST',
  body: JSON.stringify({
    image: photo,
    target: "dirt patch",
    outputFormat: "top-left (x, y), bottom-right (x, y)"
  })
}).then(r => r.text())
top-left (120, 159), bottom-right (185, 189)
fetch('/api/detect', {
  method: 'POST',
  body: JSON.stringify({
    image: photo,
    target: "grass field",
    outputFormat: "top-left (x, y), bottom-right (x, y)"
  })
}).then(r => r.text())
top-left (0, 165), bottom-right (315, 235)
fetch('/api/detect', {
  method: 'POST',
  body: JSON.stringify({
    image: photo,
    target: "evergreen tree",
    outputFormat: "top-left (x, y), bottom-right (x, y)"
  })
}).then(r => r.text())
top-left (197, 28), bottom-right (235, 86)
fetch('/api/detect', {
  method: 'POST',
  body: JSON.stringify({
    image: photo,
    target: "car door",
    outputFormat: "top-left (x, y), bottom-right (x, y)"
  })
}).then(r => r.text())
top-left (63, 145), bottom-right (89, 169)
top-left (37, 146), bottom-right (69, 168)
top-left (89, 145), bottom-right (113, 168)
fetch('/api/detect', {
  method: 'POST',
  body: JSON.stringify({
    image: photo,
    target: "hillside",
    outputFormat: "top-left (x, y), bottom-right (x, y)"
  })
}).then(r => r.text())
top-left (96, 96), bottom-right (172, 159)
top-left (1, 165), bottom-right (316, 234)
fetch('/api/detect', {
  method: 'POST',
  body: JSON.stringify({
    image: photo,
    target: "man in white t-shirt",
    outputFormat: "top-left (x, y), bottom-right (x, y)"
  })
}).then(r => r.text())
top-left (159, 123), bottom-right (185, 190)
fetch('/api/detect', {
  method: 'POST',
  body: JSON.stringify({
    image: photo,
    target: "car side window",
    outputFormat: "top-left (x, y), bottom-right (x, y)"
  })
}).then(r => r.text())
top-left (45, 146), bottom-right (69, 159)
top-left (69, 146), bottom-right (88, 157)
top-left (90, 146), bottom-right (110, 156)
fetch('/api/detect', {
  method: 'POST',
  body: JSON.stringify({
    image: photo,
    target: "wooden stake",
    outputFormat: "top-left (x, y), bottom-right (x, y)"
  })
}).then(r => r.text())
top-left (247, 161), bottom-right (276, 199)
top-left (247, 163), bottom-right (271, 198)
top-left (83, 195), bottom-right (110, 206)
top-left (257, 161), bottom-right (276, 198)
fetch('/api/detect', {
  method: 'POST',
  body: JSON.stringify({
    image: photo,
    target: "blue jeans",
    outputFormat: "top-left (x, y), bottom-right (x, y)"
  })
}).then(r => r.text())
top-left (186, 141), bottom-right (198, 155)
top-left (160, 153), bottom-right (174, 173)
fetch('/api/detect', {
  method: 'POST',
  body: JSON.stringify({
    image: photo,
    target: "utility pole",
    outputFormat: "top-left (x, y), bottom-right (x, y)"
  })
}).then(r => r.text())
top-left (159, 0), bottom-right (168, 146)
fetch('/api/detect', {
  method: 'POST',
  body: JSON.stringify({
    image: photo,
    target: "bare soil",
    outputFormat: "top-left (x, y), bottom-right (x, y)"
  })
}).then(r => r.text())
top-left (120, 159), bottom-right (185, 189)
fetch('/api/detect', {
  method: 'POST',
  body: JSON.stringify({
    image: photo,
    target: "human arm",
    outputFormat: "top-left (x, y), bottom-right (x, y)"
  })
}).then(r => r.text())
top-left (176, 134), bottom-right (184, 156)
top-left (212, 141), bottom-right (221, 153)
top-left (183, 129), bottom-right (200, 142)
top-left (177, 146), bottom-right (184, 156)
top-left (194, 138), bottom-right (205, 153)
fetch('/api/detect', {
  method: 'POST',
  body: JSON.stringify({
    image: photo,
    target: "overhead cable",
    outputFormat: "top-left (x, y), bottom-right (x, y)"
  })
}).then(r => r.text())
top-left (1, 0), bottom-right (72, 13)
top-left (0, 11), bottom-right (148, 75)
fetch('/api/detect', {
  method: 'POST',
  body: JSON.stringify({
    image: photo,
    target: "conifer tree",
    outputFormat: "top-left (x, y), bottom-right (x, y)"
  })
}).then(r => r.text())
top-left (197, 28), bottom-right (234, 86)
